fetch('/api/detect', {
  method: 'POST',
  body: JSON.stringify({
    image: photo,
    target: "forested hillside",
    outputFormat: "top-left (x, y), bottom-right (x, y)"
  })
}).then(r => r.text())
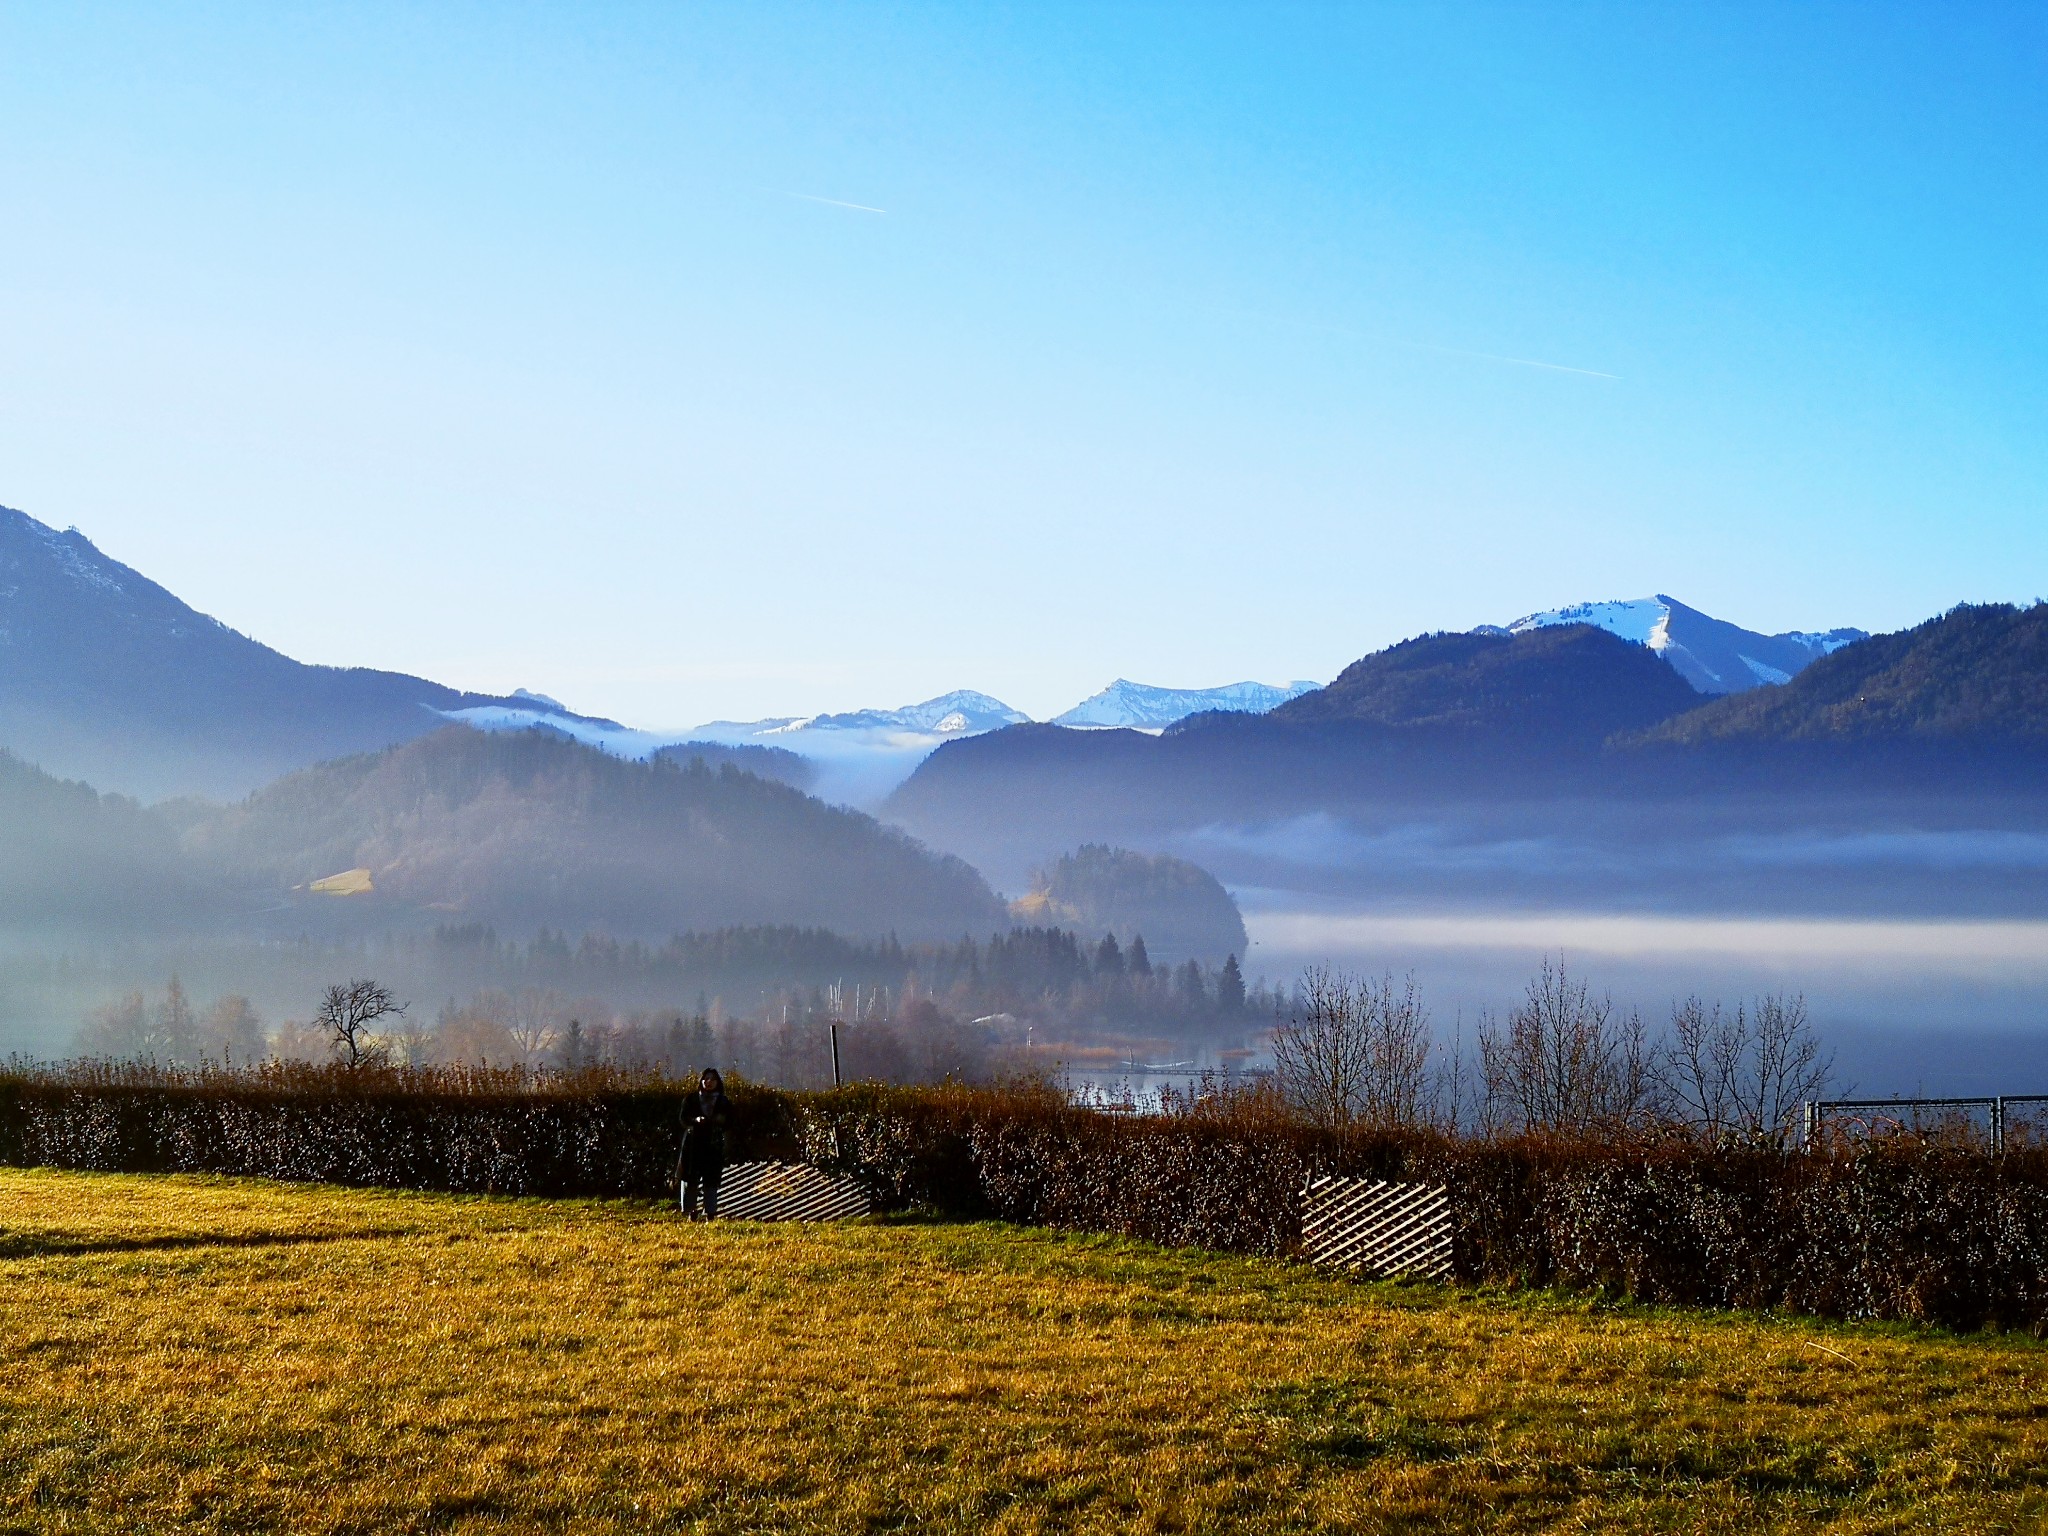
top-left (0, 752), bottom-right (214, 927)
top-left (893, 624), bottom-right (1718, 838)
top-left (1635, 602), bottom-right (2048, 745)
top-left (1270, 623), bottom-right (1703, 738)
top-left (177, 727), bottom-right (1007, 941)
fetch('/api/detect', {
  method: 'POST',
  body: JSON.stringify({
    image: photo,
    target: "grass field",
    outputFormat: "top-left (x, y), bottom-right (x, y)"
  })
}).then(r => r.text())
top-left (2, 1171), bottom-right (2045, 1533)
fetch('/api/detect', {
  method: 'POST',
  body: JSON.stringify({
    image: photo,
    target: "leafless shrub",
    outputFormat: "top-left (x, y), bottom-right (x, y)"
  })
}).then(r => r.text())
top-left (1270, 967), bottom-right (1431, 1130)
top-left (1479, 958), bottom-right (1655, 1134)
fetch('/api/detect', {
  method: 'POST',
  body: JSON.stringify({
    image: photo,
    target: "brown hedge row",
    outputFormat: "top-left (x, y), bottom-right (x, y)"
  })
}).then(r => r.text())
top-left (6, 1065), bottom-right (2047, 1331)
top-left (801, 1084), bottom-right (2048, 1329)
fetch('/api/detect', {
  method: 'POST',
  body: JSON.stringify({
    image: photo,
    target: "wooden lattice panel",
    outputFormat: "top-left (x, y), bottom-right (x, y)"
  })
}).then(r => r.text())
top-left (1301, 1176), bottom-right (1453, 1281)
top-left (713, 1161), bottom-right (873, 1222)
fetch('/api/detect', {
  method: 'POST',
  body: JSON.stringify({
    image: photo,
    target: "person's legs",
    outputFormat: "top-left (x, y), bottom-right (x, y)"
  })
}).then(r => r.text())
top-left (702, 1167), bottom-right (723, 1220)
top-left (681, 1175), bottom-right (699, 1219)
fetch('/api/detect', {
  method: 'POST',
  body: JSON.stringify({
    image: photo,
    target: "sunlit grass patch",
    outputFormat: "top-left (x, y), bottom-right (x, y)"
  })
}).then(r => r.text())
top-left (2, 1169), bottom-right (2045, 1533)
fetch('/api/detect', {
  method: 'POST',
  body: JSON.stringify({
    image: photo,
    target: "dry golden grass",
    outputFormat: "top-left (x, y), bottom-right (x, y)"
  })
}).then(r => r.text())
top-left (1, 1169), bottom-right (2045, 1534)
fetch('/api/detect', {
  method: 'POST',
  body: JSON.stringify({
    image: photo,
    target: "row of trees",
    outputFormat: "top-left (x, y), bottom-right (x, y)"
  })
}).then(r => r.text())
top-left (1270, 960), bottom-right (1833, 1143)
top-left (75, 979), bottom-right (268, 1065)
top-left (74, 960), bottom-right (1836, 1139)
top-left (71, 977), bottom-right (1005, 1088)
top-left (419, 924), bottom-right (1259, 1032)
top-left (75, 978), bottom-right (408, 1070)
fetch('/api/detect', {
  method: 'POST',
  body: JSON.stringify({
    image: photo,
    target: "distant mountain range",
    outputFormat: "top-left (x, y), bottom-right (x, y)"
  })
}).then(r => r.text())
top-left (0, 501), bottom-right (1887, 811)
top-left (888, 605), bottom-right (2048, 880)
top-left (685, 682), bottom-right (1317, 800)
top-left (1053, 678), bottom-right (1319, 729)
top-left (9, 496), bottom-right (2042, 944)
top-left (696, 689), bottom-right (1031, 742)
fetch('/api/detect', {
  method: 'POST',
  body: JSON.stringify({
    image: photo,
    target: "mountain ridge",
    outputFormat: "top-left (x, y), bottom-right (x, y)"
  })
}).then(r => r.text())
top-left (0, 500), bottom-right (1898, 807)
top-left (1633, 602), bottom-right (2048, 746)
top-left (1053, 678), bottom-right (1318, 729)
top-left (888, 604), bottom-right (2048, 861)
top-left (0, 506), bottom-right (589, 801)
top-left (1267, 624), bottom-right (1702, 739)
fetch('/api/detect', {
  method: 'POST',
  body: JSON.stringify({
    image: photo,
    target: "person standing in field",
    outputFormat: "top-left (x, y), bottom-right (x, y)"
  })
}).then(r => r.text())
top-left (676, 1068), bottom-right (732, 1220)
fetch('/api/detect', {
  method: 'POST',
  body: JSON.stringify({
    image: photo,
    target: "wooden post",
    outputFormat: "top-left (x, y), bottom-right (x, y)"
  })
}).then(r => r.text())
top-left (830, 1019), bottom-right (843, 1088)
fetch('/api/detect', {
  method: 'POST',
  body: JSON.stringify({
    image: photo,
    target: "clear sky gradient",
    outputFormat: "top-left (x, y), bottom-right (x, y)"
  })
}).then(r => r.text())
top-left (1, 4), bottom-right (2042, 725)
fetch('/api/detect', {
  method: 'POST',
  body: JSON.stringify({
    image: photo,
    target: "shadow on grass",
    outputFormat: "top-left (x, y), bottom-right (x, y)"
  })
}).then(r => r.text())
top-left (0, 1228), bottom-right (415, 1260)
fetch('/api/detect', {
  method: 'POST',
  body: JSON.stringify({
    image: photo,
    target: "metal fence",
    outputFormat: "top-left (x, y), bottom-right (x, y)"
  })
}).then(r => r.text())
top-left (1804, 1095), bottom-right (2048, 1154)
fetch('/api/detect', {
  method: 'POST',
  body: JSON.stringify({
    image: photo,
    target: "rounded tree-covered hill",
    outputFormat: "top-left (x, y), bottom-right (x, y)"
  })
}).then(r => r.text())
top-left (1010, 844), bottom-right (1247, 964)
top-left (181, 725), bottom-right (1008, 942)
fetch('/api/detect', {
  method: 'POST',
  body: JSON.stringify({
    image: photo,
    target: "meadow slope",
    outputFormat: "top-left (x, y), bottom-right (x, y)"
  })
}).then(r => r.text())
top-left (1, 1170), bottom-right (2045, 1533)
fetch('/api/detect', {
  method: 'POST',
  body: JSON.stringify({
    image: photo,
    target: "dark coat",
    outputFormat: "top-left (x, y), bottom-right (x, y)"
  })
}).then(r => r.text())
top-left (675, 1089), bottom-right (732, 1180)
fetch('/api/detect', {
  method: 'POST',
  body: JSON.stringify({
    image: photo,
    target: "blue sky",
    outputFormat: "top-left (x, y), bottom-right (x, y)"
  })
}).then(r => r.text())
top-left (1, 4), bottom-right (2042, 725)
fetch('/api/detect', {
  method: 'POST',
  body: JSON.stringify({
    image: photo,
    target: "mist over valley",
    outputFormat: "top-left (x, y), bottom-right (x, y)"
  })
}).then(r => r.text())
top-left (1, 498), bottom-right (2042, 1095)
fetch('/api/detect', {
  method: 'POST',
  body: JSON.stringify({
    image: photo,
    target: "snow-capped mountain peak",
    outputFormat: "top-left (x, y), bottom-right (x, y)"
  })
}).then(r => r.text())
top-left (1507, 598), bottom-right (1673, 651)
top-left (1053, 678), bottom-right (1320, 729)
top-left (805, 689), bottom-right (1031, 735)
top-left (1500, 594), bottom-right (1866, 694)
top-left (1783, 628), bottom-right (1866, 656)
top-left (682, 690), bottom-right (1030, 806)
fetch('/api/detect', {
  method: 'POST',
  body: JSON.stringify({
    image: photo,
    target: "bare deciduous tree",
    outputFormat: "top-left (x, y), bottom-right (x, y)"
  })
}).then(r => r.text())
top-left (503, 988), bottom-right (565, 1068)
top-left (198, 995), bottom-right (268, 1066)
top-left (74, 990), bottom-right (148, 1059)
top-left (1479, 958), bottom-right (1655, 1134)
top-left (1270, 967), bottom-right (1432, 1130)
top-left (1661, 991), bottom-right (1831, 1145)
top-left (74, 977), bottom-right (203, 1063)
top-left (317, 979), bottom-right (407, 1069)
top-left (157, 976), bottom-right (199, 1061)
top-left (389, 1005), bottom-right (438, 1069)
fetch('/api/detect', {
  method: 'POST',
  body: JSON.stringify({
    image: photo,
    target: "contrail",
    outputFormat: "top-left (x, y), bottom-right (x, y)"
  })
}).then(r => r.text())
top-left (782, 191), bottom-right (887, 214)
top-left (1423, 343), bottom-right (1620, 380)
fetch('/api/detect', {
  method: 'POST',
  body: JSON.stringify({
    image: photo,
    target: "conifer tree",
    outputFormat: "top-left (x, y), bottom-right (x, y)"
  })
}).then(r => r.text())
top-left (1218, 954), bottom-right (1246, 1013)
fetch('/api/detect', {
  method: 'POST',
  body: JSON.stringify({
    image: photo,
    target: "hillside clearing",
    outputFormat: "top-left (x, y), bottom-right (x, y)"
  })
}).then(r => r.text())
top-left (1, 1170), bottom-right (2044, 1533)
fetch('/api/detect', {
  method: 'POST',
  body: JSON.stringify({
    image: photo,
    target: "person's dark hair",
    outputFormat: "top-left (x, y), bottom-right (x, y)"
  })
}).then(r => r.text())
top-left (699, 1067), bottom-right (724, 1093)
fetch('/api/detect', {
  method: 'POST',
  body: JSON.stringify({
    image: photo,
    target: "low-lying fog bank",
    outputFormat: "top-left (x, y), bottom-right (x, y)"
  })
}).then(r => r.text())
top-left (1246, 900), bottom-right (2048, 1098)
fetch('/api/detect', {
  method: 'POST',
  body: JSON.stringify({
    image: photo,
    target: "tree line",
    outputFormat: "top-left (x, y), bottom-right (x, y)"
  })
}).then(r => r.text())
top-left (1267, 959), bottom-right (1834, 1143)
